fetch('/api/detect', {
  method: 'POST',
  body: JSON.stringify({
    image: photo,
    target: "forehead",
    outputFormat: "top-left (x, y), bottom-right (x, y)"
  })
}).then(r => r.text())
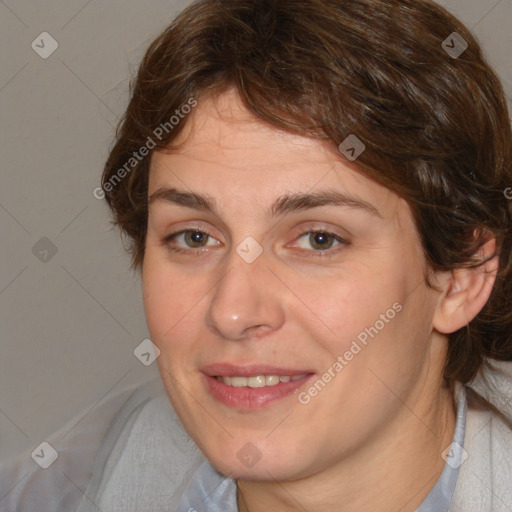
top-left (153, 89), bottom-right (339, 168)
top-left (148, 90), bottom-right (405, 223)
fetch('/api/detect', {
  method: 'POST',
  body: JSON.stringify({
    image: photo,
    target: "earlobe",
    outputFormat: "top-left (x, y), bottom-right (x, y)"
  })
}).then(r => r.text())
top-left (433, 238), bottom-right (499, 334)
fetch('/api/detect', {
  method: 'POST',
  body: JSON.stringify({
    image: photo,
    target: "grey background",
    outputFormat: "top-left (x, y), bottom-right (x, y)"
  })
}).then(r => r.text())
top-left (0, 0), bottom-right (511, 463)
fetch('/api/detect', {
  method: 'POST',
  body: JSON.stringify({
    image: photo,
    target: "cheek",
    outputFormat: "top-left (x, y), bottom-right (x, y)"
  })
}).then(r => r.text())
top-left (296, 265), bottom-right (407, 354)
top-left (300, 260), bottom-right (434, 397)
top-left (142, 253), bottom-right (196, 345)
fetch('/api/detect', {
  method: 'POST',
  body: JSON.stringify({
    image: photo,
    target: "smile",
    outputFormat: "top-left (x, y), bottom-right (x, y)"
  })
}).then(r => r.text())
top-left (203, 370), bottom-right (313, 409)
top-left (216, 374), bottom-right (307, 387)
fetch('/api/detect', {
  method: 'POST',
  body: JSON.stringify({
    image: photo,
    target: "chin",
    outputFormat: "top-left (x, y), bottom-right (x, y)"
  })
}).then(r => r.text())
top-left (201, 437), bottom-right (312, 481)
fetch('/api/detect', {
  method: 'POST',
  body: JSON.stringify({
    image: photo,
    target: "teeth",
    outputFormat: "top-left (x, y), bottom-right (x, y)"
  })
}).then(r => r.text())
top-left (265, 375), bottom-right (280, 386)
top-left (231, 376), bottom-right (248, 387)
top-left (217, 374), bottom-right (306, 387)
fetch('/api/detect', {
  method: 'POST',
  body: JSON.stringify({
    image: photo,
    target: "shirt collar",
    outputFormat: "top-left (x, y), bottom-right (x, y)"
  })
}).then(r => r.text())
top-left (416, 382), bottom-right (467, 512)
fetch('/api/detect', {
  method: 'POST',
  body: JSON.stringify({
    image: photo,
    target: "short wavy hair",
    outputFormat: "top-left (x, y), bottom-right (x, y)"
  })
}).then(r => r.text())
top-left (101, 0), bottom-right (512, 384)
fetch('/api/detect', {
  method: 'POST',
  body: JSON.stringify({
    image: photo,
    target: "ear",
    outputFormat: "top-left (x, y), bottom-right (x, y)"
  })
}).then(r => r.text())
top-left (433, 237), bottom-right (499, 334)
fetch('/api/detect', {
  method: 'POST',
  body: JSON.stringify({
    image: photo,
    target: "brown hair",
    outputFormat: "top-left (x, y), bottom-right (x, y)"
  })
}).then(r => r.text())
top-left (101, 0), bottom-right (512, 384)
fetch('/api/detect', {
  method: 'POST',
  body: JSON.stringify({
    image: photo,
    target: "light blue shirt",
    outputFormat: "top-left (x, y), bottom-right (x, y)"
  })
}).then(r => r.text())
top-left (175, 385), bottom-right (467, 512)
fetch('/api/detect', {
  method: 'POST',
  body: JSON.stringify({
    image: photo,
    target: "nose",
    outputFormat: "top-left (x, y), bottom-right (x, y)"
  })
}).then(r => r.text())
top-left (204, 249), bottom-right (286, 342)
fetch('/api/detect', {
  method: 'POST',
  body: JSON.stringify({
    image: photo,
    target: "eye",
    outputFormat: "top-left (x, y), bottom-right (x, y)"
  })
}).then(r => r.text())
top-left (162, 228), bottom-right (349, 257)
top-left (294, 229), bottom-right (349, 256)
top-left (163, 229), bottom-right (220, 253)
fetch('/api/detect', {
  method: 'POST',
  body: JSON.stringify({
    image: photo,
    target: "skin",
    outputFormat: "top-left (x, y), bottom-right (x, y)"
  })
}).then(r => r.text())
top-left (142, 88), bottom-right (497, 511)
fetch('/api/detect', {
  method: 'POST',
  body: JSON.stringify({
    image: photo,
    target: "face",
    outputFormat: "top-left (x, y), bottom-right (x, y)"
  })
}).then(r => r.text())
top-left (142, 89), bottom-right (444, 481)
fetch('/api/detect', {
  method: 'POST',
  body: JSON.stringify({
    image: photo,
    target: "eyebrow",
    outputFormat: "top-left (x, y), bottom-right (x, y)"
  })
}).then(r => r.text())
top-left (148, 187), bottom-right (382, 218)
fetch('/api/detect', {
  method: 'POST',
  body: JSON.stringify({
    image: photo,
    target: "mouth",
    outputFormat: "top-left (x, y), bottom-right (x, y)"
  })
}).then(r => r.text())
top-left (201, 364), bottom-right (315, 409)
top-left (216, 374), bottom-right (306, 387)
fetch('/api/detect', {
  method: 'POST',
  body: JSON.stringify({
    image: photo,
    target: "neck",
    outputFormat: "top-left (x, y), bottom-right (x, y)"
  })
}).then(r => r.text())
top-left (236, 382), bottom-right (456, 512)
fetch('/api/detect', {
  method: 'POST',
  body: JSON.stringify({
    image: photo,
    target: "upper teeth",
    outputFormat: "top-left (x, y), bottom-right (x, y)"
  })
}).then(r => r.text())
top-left (217, 375), bottom-right (306, 387)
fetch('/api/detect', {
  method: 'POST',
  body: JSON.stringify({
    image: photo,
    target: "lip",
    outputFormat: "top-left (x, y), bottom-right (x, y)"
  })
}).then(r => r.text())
top-left (201, 363), bottom-right (315, 409)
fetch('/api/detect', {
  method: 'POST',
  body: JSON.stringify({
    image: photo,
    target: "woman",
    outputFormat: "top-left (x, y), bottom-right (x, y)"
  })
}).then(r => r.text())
top-left (83, 0), bottom-right (512, 510)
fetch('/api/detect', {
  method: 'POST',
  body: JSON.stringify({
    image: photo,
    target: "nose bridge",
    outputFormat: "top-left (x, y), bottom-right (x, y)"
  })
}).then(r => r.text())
top-left (204, 242), bottom-right (285, 341)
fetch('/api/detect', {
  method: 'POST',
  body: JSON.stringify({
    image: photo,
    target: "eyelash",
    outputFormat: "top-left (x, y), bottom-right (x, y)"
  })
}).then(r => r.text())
top-left (162, 228), bottom-right (349, 258)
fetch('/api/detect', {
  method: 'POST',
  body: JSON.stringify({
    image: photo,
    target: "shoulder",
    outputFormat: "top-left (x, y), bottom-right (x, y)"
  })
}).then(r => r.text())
top-left (76, 379), bottom-right (204, 512)
top-left (0, 382), bottom-right (154, 512)
top-left (450, 361), bottom-right (512, 512)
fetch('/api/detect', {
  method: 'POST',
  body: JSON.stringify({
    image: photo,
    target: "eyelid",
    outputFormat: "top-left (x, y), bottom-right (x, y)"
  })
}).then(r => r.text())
top-left (162, 227), bottom-right (220, 249)
top-left (162, 224), bottom-right (350, 258)
top-left (288, 228), bottom-right (350, 257)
